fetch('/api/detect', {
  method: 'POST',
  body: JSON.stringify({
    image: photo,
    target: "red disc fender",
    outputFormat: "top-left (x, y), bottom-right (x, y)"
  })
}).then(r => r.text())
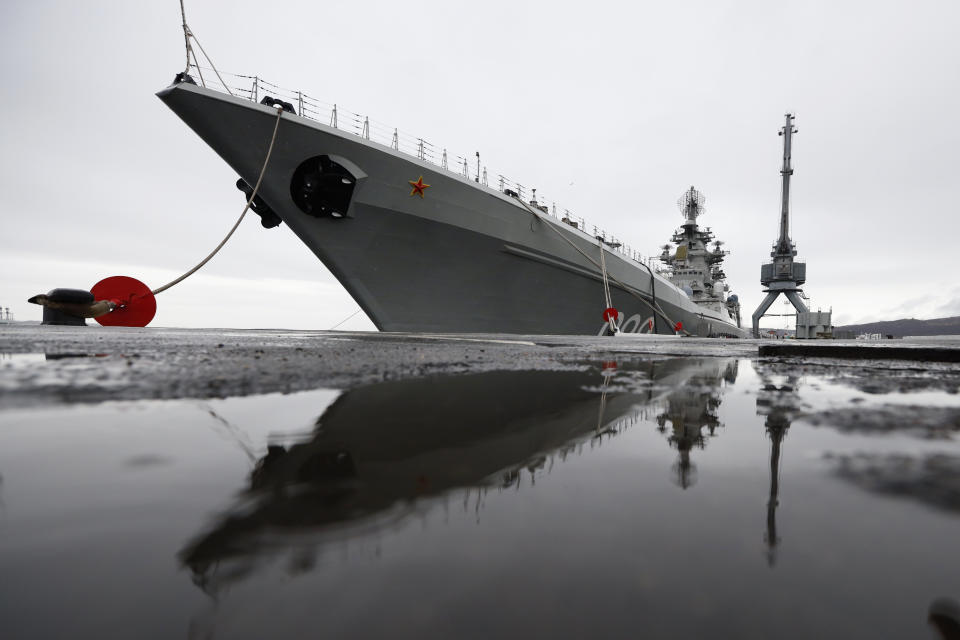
top-left (90, 276), bottom-right (157, 327)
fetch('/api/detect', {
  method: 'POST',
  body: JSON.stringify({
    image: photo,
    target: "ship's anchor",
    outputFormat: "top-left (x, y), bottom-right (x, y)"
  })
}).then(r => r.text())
top-left (28, 105), bottom-right (286, 327)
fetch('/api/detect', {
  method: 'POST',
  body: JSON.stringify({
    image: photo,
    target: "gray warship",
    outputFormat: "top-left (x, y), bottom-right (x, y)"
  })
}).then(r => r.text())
top-left (159, 74), bottom-right (746, 337)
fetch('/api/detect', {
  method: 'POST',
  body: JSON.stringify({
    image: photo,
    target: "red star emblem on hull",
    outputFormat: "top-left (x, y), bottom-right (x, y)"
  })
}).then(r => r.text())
top-left (409, 176), bottom-right (430, 198)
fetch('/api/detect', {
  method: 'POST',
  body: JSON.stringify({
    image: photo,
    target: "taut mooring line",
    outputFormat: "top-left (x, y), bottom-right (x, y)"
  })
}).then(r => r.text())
top-left (151, 105), bottom-right (285, 296)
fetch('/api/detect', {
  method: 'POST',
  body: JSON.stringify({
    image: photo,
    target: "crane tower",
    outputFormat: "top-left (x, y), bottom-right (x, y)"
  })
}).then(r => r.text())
top-left (751, 114), bottom-right (831, 338)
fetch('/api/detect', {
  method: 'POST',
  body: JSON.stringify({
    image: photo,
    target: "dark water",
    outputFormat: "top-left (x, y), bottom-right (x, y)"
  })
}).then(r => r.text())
top-left (1, 356), bottom-right (959, 639)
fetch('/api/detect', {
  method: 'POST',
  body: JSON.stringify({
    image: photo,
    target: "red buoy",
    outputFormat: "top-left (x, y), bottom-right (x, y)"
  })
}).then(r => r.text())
top-left (602, 307), bottom-right (618, 323)
top-left (90, 276), bottom-right (156, 327)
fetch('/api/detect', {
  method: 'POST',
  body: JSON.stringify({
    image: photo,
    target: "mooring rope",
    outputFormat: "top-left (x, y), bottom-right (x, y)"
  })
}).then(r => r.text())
top-left (151, 105), bottom-right (284, 296)
top-left (598, 243), bottom-right (619, 333)
top-left (329, 308), bottom-right (362, 330)
top-left (516, 199), bottom-right (686, 334)
top-left (599, 245), bottom-right (612, 310)
top-left (596, 370), bottom-right (611, 433)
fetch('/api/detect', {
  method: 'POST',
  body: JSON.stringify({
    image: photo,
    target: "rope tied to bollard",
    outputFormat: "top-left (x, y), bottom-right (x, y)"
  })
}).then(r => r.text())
top-left (28, 105), bottom-right (286, 327)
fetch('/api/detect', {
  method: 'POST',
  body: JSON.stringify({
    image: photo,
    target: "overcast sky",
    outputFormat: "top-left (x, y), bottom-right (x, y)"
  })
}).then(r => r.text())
top-left (2, 0), bottom-right (959, 330)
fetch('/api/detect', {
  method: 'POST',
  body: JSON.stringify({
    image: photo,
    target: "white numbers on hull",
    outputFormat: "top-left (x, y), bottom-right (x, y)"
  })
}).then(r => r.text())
top-left (597, 313), bottom-right (655, 336)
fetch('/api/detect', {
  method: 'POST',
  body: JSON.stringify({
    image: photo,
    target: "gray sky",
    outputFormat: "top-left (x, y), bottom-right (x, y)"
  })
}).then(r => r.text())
top-left (2, 0), bottom-right (958, 329)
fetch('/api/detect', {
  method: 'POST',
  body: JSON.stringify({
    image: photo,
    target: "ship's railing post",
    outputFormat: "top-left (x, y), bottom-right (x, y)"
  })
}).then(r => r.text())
top-left (442, 149), bottom-right (448, 169)
top-left (417, 139), bottom-right (425, 160)
top-left (391, 128), bottom-right (399, 150)
top-left (297, 91), bottom-right (303, 115)
top-left (252, 76), bottom-right (259, 103)
top-left (482, 167), bottom-right (488, 186)
top-left (498, 175), bottom-right (505, 192)
top-left (330, 104), bottom-right (338, 129)
top-left (362, 116), bottom-right (370, 139)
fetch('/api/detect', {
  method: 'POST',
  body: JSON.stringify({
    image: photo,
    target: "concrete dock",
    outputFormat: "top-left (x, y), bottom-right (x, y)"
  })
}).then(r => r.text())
top-left (3, 325), bottom-right (959, 407)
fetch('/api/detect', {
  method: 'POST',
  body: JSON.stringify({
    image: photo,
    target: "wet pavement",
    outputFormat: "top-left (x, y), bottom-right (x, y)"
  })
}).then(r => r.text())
top-left (2, 326), bottom-right (960, 639)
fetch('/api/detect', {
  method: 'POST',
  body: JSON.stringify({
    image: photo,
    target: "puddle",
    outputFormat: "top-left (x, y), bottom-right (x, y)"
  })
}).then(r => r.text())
top-left (0, 353), bottom-right (47, 365)
top-left (1, 353), bottom-right (115, 361)
top-left (1, 357), bottom-right (958, 639)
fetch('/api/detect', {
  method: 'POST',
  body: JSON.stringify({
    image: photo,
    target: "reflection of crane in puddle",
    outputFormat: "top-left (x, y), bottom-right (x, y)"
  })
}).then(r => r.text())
top-left (755, 371), bottom-right (801, 567)
top-left (655, 360), bottom-right (738, 489)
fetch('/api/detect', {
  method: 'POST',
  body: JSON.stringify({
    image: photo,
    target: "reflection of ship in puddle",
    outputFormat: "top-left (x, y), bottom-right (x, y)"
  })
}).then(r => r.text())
top-left (655, 360), bottom-right (739, 488)
top-left (180, 358), bottom-right (736, 593)
top-left (755, 367), bottom-right (802, 567)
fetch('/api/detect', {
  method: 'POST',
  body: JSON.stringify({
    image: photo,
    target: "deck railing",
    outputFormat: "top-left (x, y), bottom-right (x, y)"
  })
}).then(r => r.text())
top-left (186, 64), bottom-right (663, 272)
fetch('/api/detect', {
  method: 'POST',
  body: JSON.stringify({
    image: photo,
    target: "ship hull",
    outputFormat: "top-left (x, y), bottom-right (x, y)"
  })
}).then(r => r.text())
top-left (158, 82), bottom-right (747, 337)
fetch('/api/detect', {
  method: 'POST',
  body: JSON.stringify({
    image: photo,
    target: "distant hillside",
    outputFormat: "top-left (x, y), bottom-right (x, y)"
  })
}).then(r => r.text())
top-left (835, 316), bottom-right (960, 337)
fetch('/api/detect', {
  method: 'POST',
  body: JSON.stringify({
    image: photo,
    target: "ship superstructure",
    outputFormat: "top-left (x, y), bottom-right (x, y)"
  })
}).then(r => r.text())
top-left (659, 187), bottom-right (742, 329)
top-left (751, 114), bottom-right (832, 339)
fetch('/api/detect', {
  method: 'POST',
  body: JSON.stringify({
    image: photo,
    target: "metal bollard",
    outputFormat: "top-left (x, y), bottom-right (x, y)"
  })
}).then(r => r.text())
top-left (40, 289), bottom-right (93, 326)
